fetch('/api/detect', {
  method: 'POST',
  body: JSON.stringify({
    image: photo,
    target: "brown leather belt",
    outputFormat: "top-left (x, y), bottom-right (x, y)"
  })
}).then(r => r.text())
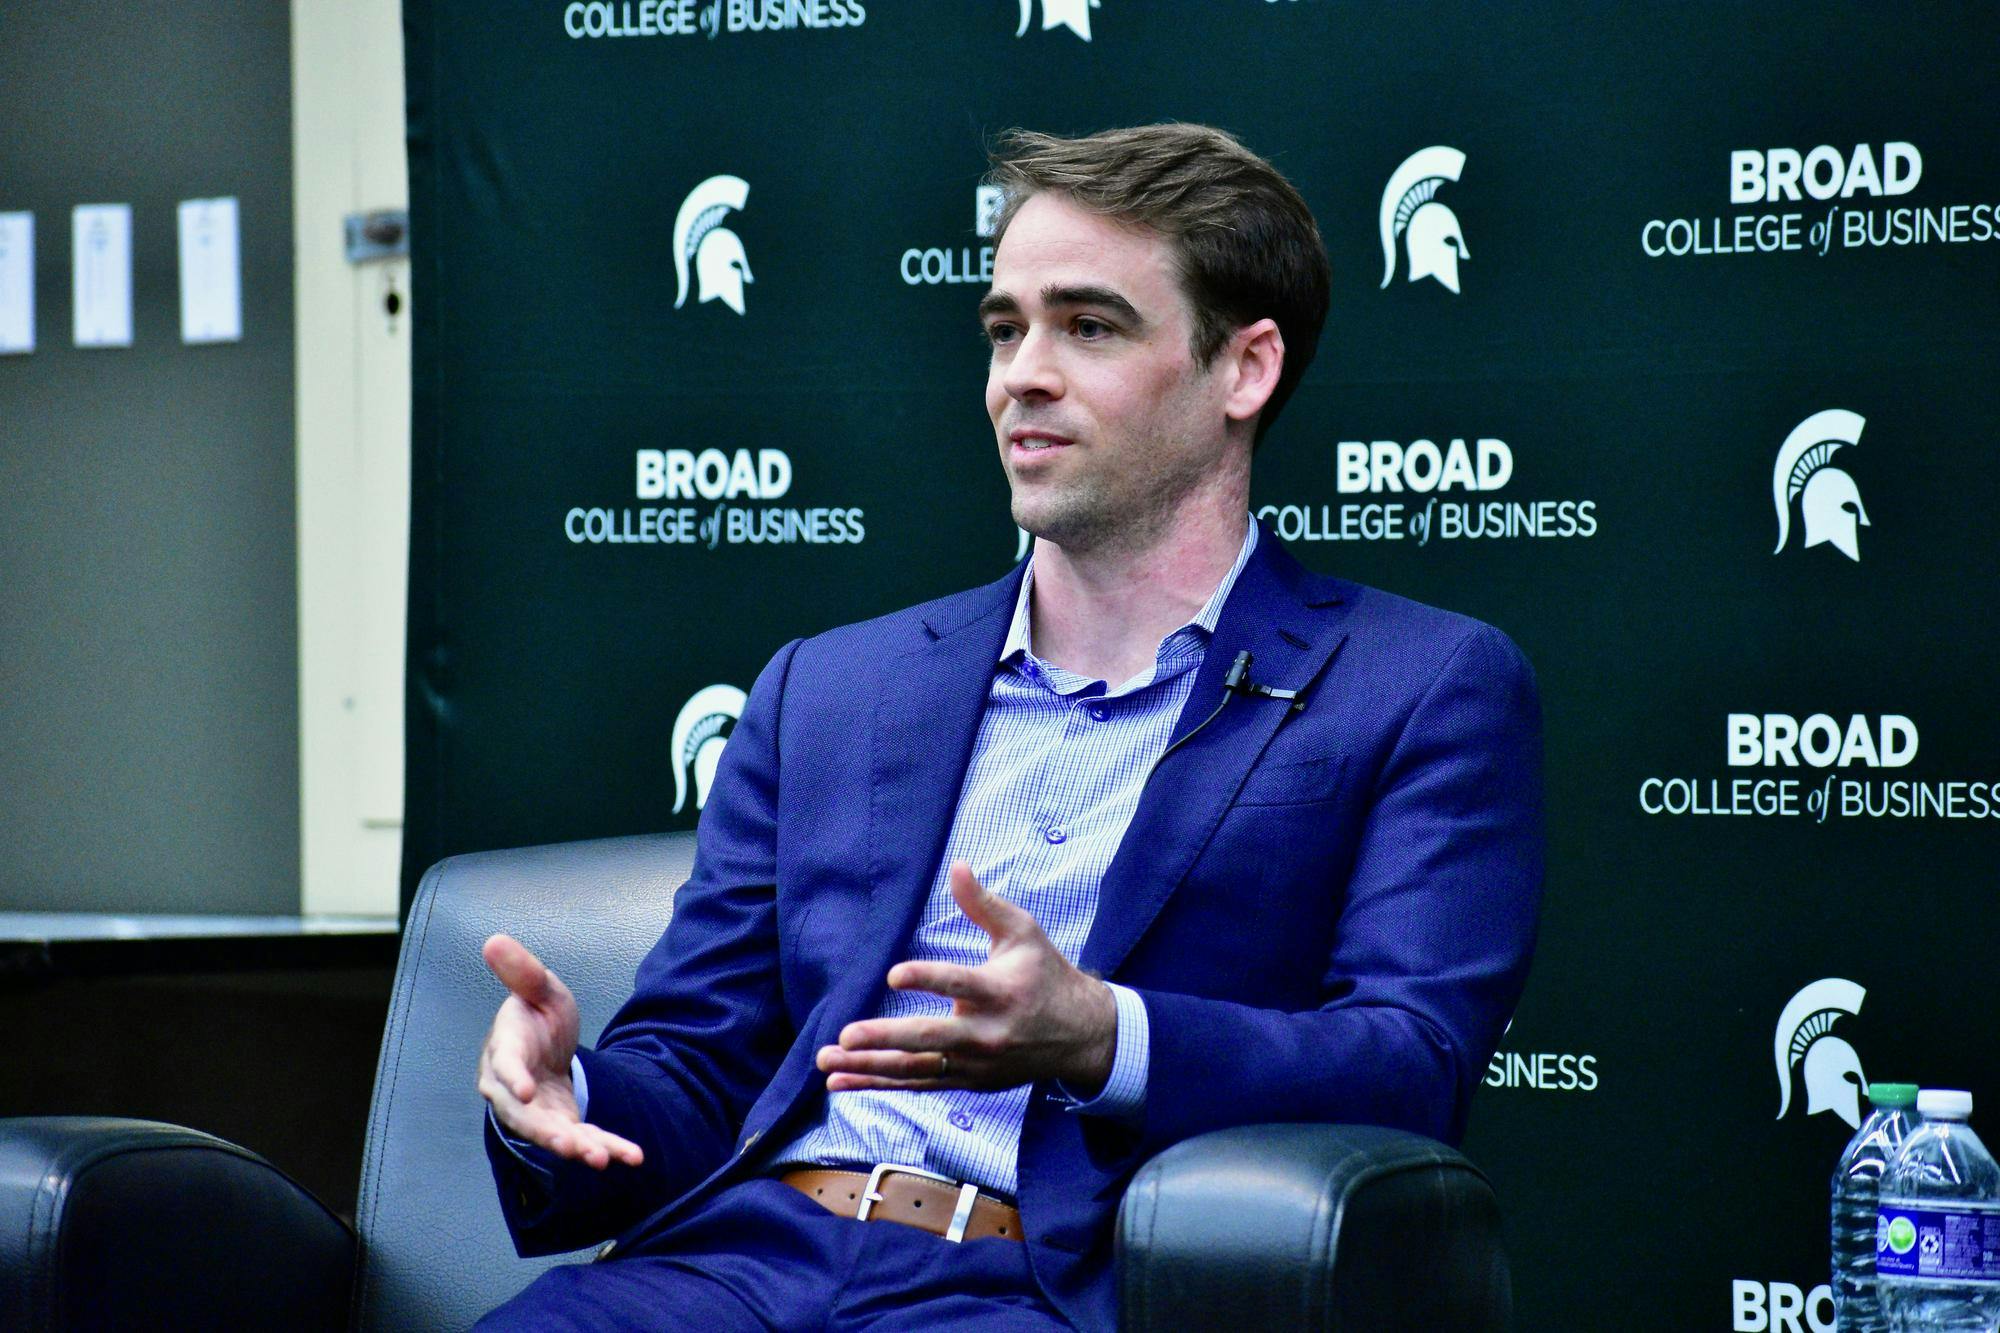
top-left (780, 1165), bottom-right (1024, 1244)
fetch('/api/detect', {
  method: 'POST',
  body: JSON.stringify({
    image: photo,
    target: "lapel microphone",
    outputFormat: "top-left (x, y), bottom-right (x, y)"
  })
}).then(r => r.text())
top-left (1144, 650), bottom-right (1308, 786)
top-left (1224, 650), bottom-right (1307, 713)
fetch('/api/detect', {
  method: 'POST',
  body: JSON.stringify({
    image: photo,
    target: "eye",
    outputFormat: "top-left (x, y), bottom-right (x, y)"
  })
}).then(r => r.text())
top-left (1073, 316), bottom-right (1111, 339)
top-left (984, 322), bottom-right (1020, 347)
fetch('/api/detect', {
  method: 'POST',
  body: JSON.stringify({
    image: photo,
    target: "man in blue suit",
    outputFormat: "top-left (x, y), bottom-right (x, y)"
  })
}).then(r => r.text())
top-left (476, 123), bottom-right (1542, 1330)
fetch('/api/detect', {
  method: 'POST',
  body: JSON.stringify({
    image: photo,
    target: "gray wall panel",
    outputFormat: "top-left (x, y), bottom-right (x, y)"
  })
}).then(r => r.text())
top-left (0, 1), bottom-right (298, 913)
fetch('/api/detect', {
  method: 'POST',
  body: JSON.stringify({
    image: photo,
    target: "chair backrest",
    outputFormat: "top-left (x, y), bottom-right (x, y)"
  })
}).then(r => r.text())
top-left (349, 833), bottom-right (695, 1332)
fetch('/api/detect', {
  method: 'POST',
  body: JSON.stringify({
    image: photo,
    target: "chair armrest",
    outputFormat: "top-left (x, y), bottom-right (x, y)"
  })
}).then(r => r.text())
top-left (1116, 1123), bottom-right (1511, 1332)
top-left (0, 1116), bottom-right (357, 1331)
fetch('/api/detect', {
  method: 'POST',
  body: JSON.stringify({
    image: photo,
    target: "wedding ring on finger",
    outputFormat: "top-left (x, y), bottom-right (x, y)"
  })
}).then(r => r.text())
top-left (938, 1052), bottom-right (950, 1077)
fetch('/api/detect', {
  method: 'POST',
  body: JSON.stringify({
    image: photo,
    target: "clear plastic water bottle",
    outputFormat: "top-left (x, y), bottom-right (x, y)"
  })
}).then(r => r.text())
top-left (1832, 1082), bottom-right (1920, 1332)
top-left (1877, 1089), bottom-right (2000, 1332)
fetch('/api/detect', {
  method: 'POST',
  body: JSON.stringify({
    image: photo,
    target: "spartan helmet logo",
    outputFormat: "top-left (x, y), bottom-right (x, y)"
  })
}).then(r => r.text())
top-left (1773, 978), bottom-right (1868, 1129)
top-left (1773, 409), bottom-right (1869, 562)
top-left (976, 185), bottom-right (1007, 240)
top-left (1379, 147), bottom-right (1469, 294)
top-left (1017, 0), bottom-right (1099, 41)
top-left (670, 683), bottom-right (747, 815)
top-left (673, 175), bottom-right (752, 316)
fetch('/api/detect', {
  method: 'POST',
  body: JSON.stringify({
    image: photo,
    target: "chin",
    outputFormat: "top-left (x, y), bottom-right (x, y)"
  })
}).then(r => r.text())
top-left (1010, 487), bottom-right (1061, 531)
top-left (1013, 499), bottom-right (1111, 553)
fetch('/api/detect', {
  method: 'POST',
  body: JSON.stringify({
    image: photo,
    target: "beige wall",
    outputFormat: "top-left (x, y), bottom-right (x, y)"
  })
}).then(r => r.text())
top-left (293, 0), bottom-right (410, 916)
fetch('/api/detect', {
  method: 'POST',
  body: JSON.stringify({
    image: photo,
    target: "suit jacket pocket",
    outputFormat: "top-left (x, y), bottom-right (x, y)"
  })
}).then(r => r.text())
top-left (1231, 753), bottom-right (1347, 807)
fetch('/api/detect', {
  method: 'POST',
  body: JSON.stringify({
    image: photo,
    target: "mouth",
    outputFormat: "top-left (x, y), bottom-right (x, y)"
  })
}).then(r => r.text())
top-left (1008, 429), bottom-right (1075, 454)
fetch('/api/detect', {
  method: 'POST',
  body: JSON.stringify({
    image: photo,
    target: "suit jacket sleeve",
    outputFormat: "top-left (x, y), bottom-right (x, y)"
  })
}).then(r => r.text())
top-left (485, 639), bottom-right (802, 1256)
top-left (1126, 623), bottom-right (1542, 1154)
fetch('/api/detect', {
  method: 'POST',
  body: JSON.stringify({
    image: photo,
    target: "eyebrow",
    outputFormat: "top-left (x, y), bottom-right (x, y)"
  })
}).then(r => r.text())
top-left (976, 291), bottom-right (1020, 321)
top-left (977, 284), bottom-right (1146, 329)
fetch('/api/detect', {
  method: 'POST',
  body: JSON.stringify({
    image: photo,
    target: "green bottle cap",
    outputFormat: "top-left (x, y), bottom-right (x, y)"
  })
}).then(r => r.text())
top-left (1868, 1083), bottom-right (1919, 1108)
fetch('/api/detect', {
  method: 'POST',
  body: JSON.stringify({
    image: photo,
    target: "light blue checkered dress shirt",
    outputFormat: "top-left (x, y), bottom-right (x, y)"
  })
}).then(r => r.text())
top-left (533, 520), bottom-right (1259, 1199)
top-left (765, 518), bottom-right (1258, 1197)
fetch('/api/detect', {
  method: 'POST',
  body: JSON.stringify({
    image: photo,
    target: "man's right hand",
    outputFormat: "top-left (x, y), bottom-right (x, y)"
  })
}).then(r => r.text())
top-left (478, 934), bottom-right (644, 1172)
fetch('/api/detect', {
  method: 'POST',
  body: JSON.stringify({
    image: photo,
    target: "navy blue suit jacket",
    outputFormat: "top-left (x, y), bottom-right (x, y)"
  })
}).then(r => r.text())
top-left (486, 525), bottom-right (1543, 1330)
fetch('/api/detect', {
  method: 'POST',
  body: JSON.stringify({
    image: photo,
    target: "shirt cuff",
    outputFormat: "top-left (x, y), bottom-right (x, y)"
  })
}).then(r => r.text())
top-left (488, 1053), bottom-right (590, 1169)
top-left (1054, 982), bottom-right (1149, 1117)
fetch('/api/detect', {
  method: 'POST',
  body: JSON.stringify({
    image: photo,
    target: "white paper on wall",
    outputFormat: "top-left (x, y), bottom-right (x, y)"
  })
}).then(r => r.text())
top-left (72, 203), bottom-right (133, 348)
top-left (177, 197), bottom-right (242, 344)
top-left (0, 212), bottom-right (32, 354)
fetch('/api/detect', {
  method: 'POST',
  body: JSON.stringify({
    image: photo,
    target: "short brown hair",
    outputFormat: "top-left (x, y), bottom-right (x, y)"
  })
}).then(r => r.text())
top-left (985, 123), bottom-right (1331, 446)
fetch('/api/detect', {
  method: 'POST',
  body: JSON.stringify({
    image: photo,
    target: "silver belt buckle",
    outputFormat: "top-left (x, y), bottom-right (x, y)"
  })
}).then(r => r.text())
top-left (856, 1162), bottom-right (983, 1243)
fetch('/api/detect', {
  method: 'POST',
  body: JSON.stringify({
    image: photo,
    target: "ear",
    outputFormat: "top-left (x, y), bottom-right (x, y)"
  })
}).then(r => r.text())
top-left (1221, 318), bottom-right (1284, 425)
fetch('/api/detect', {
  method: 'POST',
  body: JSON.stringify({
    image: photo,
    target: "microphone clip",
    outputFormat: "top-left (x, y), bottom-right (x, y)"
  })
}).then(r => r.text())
top-left (1224, 651), bottom-right (1307, 713)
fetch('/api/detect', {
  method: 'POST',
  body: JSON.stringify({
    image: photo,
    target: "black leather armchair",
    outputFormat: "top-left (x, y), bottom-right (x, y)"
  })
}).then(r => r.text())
top-left (0, 833), bottom-right (1511, 1330)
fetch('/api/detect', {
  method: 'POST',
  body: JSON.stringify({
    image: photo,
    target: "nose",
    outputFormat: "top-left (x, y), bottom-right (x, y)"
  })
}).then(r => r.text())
top-left (1001, 326), bottom-right (1064, 403)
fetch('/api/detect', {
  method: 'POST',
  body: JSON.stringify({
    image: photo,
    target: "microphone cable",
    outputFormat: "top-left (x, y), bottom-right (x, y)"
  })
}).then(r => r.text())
top-left (1142, 650), bottom-right (1303, 787)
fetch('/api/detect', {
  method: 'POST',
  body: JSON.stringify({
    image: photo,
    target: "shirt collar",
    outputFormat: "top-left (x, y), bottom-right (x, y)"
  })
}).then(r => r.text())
top-left (1000, 516), bottom-right (1259, 665)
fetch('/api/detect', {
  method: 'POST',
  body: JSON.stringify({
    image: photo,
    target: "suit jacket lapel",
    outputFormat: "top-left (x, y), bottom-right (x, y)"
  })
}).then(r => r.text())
top-left (1080, 533), bottom-right (1350, 977)
top-left (845, 572), bottom-right (1021, 1017)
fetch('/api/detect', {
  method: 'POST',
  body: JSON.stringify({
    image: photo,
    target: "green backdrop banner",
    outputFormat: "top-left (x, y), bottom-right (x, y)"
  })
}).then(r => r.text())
top-left (403, 4), bottom-right (2000, 1326)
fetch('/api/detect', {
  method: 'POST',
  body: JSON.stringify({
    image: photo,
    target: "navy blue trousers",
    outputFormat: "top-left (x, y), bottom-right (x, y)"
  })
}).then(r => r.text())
top-left (476, 1177), bottom-right (1072, 1331)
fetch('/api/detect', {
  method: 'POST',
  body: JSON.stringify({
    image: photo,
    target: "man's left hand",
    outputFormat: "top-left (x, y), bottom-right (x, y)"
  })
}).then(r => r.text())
top-left (816, 861), bottom-right (1117, 1095)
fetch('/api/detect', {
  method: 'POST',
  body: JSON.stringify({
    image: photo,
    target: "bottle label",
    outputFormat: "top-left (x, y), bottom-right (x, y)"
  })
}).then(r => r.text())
top-left (1876, 1205), bottom-right (2000, 1282)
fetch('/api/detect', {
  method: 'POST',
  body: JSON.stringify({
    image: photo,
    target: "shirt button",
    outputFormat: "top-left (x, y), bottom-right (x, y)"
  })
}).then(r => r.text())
top-left (1088, 706), bottom-right (1107, 722)
top-left (949, 1110), bottom-right (975, 1131)
top-left (1045, 827), bottom-right (1067, 844)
